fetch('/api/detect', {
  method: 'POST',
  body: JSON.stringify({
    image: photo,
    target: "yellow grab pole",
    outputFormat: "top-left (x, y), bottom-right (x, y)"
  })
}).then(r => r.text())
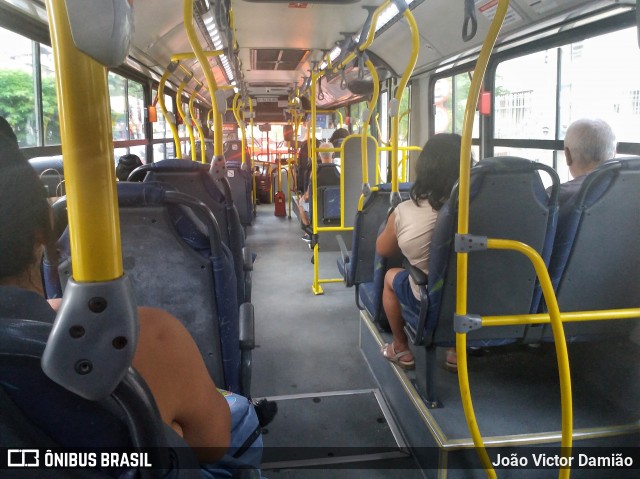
top-left (248, 97), bottom-right (256, 211)
top-left (390, 9), bottom-right (419, 196)
top-left (333, 0), bottom-right (391, 72)
top-left (176, 80), bottom-right (196, 161)
top-left (184, 0), bottom-right (223, 157)
top-left (232, 93), bottom-right (247, 165)
top-left (361, 58), bottom-right (379, 188)
top-left (455, 1), bottom-right (509, 478)
top-left (171, 50), bottom-right (224, 62)
top-left (310, 71), bottom-right (322, 295)
top-left (45, 0), bottom-right (122, 281)
top-left (487, 239), bottom-right (573, 477)
top-left (189, 88), bottom-right (206, 164)
top-left (159, 68), bottom-right (182, 159)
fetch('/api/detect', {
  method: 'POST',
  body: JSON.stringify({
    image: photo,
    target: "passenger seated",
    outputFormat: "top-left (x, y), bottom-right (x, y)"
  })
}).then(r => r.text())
top-left (376, 134), bottom-right (465, 370)
top-left (556, 118), bottom-right (616, 206)
top-left (329, 127), bottom-right (349, 150)
top-left (296, 137), bottom-right (321, 195)
top-left (116, 153), bottom-right (143, 181)
top-left (0, 140), bottom-right (231, 464)
top-left (298, 142), bottom-right (335, 242)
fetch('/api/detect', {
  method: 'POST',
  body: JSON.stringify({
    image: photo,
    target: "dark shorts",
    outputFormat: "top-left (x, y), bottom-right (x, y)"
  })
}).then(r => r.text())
top-left (392, 269), bottom-right (420, 315)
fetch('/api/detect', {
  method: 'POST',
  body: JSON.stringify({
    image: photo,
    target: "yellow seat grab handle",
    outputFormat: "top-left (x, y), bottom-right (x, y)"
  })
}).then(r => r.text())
top-left (455, 1), bottom-right (573, 478)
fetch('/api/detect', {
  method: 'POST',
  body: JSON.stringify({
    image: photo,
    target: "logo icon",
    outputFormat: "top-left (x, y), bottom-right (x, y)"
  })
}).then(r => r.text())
top-left (7, 449), bottom-right (39, 467)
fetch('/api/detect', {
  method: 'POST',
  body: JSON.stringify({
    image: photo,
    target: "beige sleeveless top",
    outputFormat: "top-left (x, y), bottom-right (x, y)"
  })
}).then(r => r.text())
top-left (394, 198), bottom-right (439, 299)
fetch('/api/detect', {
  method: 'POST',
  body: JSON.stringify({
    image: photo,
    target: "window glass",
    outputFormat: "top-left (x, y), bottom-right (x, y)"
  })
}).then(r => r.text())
top-left (379, 90), bottom-right (389, 183)
top-left (0, 28), bottom-right (37, 146)
top-left (40, 44), bottom-right (60, 145)
top-left (453, 73), bottom-right (480, 138)
top-left (153, 92), bottom-right (174, 140)
top-left (398, 86), bottom-right (410, 147)
top-left (349, 100), bottom-right (367, 134)
top-left (128, 80), bottom-right (145, 140)
top-left (495, 49), bottom-right (558, 140)
top-left (433, 77), bottom-right (452, 134)
top-left (559, 27), bottom-right (640, 143)
top-left (108, 72), bottom-right (127, 141)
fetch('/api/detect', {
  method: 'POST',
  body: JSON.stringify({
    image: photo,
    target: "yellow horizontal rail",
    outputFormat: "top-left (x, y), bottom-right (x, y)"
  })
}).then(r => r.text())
top-left (483, 308), bottom-right (640, 327)
top-left (171, 50), bottom-right (224, 61)
top-left (314, 226), bottom-right (354, 233)
top-left (487, 238), bottom-right (572, 478)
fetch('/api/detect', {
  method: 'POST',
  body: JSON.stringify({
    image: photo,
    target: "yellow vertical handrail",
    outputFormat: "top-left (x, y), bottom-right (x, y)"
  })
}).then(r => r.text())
top-left (455, 2), bottom-right (508, 477)
top-left (184, 0), bottom-right (223, 157)
top-left (232, 93), bottom-right (248, 165)
top-left (176, 80), bottom-right (196, 161)
top-left (249, 97), bottom-right (257, 210)
top-left (45, 0), bottom-right (122, 281)
top-left (361, 58), bottom-right (380, 188)
top-left (189, 88), bottom-right (206, 164)
top-left (454, 1), bottom-right (574, 478)
top-left (159, 69), bottom-right (182, 159)
top-left (390, 8), bottom-right (419, 196)
top-left (310, 70), bottom-right (322, 295)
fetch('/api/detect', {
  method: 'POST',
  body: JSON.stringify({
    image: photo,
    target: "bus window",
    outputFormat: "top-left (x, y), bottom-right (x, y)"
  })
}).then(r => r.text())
top-left (0, 28), bottom-right (39, 147)
top-left (379, 89), bottom-right (389, 182)
top-left (433, 77), bottom-right (452, 134)
top-left (495, 49), bottom-right (558, 141)
top-left (109, 73), bottom-right (128, 141)
top-left (152, 90), bottom-right (175, 160)
top-left (433, 73), bottom-right (479, 160)
top-left (40, 44), bottom-right (61, 146)
top-left (559, 27), bottom-right (640, 143)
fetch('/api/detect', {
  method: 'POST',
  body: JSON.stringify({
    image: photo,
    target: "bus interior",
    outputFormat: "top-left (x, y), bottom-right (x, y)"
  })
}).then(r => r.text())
top-left (0, 0), bottom-right (639, 478)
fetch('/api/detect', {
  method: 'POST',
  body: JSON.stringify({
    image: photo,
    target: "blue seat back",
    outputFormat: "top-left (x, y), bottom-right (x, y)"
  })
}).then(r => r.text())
top-left (0, 317), bottom-right (199, 478)
top-left (544, 158), bottom-right (640, 340)
top-left (308, 163), bottom-right (341, 224)
top-left (224, 141), bottom-right (254, 226)
top-left (131, 159), bottom-right (249, 304)
top-left (349, 183), bottom-right (412, 287)
top-left (423, 157), bottom-right (559, 347)
top-left (53, 183), bottom-right (242, 393)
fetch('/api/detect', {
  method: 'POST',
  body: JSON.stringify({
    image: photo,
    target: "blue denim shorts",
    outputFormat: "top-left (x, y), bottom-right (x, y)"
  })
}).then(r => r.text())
top-left (392, 269), bottom-right (420, 316)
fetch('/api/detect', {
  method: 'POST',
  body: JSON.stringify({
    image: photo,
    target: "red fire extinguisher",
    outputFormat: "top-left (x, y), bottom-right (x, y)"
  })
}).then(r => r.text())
top-left (274, 164), bottom-right (286, 217)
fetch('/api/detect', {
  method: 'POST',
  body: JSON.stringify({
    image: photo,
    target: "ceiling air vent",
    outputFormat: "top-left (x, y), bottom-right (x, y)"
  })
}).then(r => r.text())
top-left (251, 49), bottom-right (309, 71)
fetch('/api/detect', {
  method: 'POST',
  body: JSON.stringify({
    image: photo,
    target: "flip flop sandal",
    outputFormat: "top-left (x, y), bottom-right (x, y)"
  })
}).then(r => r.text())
top-left (444, 348), bottom-right (458, 373)
top-left (381, 343), bottom-right (415, 370)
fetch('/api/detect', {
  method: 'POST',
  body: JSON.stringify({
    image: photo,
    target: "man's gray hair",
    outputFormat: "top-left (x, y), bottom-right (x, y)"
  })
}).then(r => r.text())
top-left (319, 142), bottom-right (334, 161)
top-left (564, 118), bottom-right (617, 166)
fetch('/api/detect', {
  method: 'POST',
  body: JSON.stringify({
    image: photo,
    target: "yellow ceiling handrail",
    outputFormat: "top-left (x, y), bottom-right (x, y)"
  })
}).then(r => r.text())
top-left (159, 67), bottom-right (182, 159)
top-left (184, 0), bottom-right (223, 157)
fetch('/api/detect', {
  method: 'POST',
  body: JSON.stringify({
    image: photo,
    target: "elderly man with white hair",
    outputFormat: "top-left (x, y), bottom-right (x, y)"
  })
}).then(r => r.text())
top-left (559, 118), bottom-right (617, 206)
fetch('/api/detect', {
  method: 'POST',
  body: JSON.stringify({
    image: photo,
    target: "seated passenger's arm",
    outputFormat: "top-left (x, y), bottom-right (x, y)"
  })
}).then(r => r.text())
top-left (376, 211), bottom-right (400, 258)
top-left (135, 307), bottom-right (231, 463)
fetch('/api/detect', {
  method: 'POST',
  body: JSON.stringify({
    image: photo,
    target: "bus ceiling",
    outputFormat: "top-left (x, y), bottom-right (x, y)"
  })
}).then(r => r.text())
top-left (2, 0), bottom-right (634, 108)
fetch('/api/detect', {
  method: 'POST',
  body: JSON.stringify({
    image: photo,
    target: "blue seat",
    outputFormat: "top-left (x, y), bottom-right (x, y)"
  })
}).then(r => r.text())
top-left (0, 316), bottom-right (200, 478)
top-left (402, 158), bottom-right (559, 406)
top-left (45, 183), bottom-right (253, 396)
top-left (306, 163), bottom-right (341, 227)
top-left (224, 140), bottom-right (254, 227)
top-left (543, 158), bottom-right (640, 340)
top-left (337, 183), bottom-right (411, 329)
top-left (129, 159), bottom-right (253, 304)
